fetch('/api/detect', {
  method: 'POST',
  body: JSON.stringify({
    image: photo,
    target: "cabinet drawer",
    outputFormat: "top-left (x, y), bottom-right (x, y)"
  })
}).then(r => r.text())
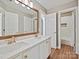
top-left (9, 53), bottom-right (22, 59)
top-left (22, 45), bottom-right (40, 59)
top-left (22, 50), bottom-right (31, 59)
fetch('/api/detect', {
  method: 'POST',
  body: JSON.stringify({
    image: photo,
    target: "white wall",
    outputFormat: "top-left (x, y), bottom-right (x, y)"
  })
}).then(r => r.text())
top-left (60, 15), bottom-right (74, 46)
top-left (77, 0), bottom-right (79, 54)
top-left (45, 13), bottom-right (56, 48)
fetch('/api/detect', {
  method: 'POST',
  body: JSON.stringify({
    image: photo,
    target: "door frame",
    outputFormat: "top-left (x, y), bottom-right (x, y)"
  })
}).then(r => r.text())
top-left (57, 7), bottom-right (77, 51)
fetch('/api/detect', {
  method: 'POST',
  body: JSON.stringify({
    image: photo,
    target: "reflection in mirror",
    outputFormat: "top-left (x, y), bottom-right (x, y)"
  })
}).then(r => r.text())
top-left (0, 0), bottom-right (38, 36)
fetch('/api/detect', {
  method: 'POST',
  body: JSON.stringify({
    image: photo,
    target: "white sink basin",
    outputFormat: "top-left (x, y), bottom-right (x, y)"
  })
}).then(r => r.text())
top-left (0, 42), bottom-right (28, 55)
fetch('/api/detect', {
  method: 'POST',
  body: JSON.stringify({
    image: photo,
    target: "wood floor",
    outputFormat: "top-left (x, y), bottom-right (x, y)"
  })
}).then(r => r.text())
top-left (48, 44), bottom-right (78, 59)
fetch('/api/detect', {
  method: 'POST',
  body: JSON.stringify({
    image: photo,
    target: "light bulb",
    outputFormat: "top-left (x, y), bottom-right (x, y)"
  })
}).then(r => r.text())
top-left (22, 4), bottom-right (25, 7)
top-left (25, 0), bottom-right (28, 5)
top-left (30, 2), bottom-right (33, 8)
top-left (15, 0), bottom-right (19, 4)
top-left (27, 7), bottom-right (30, 10)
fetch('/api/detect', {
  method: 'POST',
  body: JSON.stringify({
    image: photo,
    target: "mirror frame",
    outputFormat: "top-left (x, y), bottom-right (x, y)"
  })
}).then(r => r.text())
top-left (0, 0), bottom-right (39, 40)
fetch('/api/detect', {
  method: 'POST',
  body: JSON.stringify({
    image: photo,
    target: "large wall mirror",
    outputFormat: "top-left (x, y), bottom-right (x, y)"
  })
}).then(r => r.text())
top-left (0, 0), bottom-right (39, 39)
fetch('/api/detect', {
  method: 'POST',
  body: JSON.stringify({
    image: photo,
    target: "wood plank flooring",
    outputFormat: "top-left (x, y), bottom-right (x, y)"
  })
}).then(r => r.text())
top-left (48, 44), bottom-right (78, 59)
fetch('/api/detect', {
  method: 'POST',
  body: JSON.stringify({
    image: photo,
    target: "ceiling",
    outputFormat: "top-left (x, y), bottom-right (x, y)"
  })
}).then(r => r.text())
top-left (36, 0), bottom-right (76, 10)
top-left (0, 0), bottom-right (77, 14)
top-left (36, 0), bottom-right (77, 13)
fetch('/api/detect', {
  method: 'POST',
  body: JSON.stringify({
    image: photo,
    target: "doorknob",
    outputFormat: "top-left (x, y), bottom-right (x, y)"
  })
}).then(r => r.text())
top-left (3, 29), bottom-right (5, 31)
top-left (24, 55), bottom-right (27, 58)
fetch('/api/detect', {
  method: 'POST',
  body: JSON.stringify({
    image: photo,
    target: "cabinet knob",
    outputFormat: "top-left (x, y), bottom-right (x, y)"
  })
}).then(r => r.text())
top-left (24, 55), bottom-right (27, 58)
top-left (3, 29), bottom-right (5, 31)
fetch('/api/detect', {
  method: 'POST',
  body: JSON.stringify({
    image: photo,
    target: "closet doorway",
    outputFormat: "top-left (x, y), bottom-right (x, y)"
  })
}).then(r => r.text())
top-left (57, 8), bottom-right (77, 52)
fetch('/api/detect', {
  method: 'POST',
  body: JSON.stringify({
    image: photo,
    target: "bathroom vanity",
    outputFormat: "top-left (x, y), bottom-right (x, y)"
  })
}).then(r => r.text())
top-left (0, 0), bottom-right (51, 59)
top-left (0, 36), bottom-right (51, 59)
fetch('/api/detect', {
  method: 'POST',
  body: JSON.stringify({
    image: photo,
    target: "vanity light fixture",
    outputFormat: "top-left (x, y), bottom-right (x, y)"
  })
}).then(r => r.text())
top-left (15, 0), bottom-right (33, 8)
top-left (27, 7), bottom-right (30, 9)
top-left (22, 4), bottom-right (25, 7)
top-left (30, 1), bottom-right (33, 8)
top-left (15, 0), bottom-right (19, 4)
top-left (24, 0), bottom-right (29, 5)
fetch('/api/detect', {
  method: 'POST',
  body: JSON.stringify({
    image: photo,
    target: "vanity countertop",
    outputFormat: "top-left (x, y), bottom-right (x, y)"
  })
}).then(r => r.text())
top-left (0, 36), bottom-right (51, 59)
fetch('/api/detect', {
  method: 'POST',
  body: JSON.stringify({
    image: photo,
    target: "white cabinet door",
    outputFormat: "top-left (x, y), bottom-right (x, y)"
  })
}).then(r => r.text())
top-left (23, 45), bottom-right (40, 59)
top-left (40, 39), bottom-right (51, 59)
top-left (13, 55), bottom-right (22, 59)
top-left (30, 45), bottom-right (40, 59)
top-left (22, 50), bottom-right (31, 59)
top-left (46, 39), bottom-right (51, 57)
top-left (40, 41), bottom-right (47, 59)
top-left (9, 53), bottom-right (22, 59)
top-left (46, 13), bottom-right (57, 48)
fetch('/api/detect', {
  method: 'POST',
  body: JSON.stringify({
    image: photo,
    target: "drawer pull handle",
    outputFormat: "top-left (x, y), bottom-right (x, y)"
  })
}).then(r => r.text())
top-left (24, 55), bottom-right (27, 58)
